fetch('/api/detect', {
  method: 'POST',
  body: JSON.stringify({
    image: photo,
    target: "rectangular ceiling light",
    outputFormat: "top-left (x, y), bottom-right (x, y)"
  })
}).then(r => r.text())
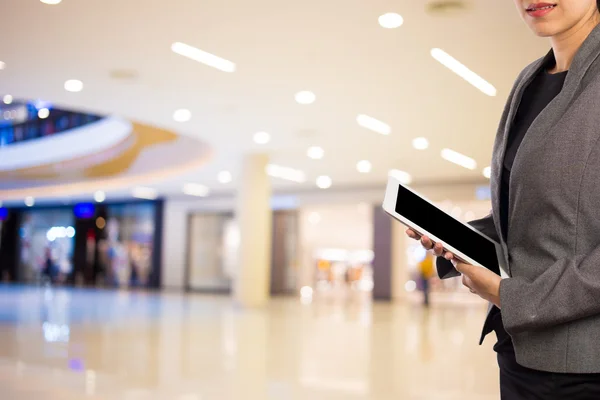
top-left (266, 164), bottom-right (306, 183)
top-left (356, 114), bottom-right (391, 135)
top-left (171, 42), bottom-right (236, 73)
top-left (132, 186), bottom-right (158, 200)
top-left (430, 48), bottom-right (496, 97)
top-left (183, 183), bottom-right (210, 197)
top-left (441, 148), bottom-right (477, 170)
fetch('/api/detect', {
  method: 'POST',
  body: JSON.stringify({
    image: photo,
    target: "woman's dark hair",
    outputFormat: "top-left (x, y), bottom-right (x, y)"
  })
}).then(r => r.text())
top-left (598, 0), bottom-right (600, 12)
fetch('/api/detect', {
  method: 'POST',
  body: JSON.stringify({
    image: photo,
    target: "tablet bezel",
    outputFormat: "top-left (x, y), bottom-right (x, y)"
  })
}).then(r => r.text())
top-left (382, 176), bottom-right (503, 275)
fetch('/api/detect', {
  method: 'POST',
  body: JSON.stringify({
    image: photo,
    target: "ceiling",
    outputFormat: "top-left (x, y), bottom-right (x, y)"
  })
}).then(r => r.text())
top-left (0, 0), bottom-right (550, 196)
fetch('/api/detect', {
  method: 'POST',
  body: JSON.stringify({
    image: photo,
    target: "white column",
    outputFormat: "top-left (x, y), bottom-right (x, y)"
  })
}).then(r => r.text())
top-left (391, 220), bottom-right (410, 301)
top-left (234, 154), bottom-right (272, 307)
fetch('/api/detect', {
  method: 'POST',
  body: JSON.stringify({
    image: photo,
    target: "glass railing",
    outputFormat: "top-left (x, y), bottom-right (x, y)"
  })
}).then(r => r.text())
top-left (0, 100), bottom-right (103, 148)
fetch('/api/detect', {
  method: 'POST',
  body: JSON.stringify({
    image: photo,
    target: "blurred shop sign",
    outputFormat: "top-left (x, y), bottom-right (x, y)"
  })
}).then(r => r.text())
top-left (476, 185), bottom-right (491, 200)
top-left (0, 104), bottom-right (27, 125)
top-left (271, 195), bottom-right (298, 210)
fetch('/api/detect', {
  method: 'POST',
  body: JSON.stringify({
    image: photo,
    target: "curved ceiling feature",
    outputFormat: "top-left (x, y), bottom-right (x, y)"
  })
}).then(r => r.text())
top-left (0, 122), bottom-right (213, 200)
top-left (0, 116), bottom-right (132, 171)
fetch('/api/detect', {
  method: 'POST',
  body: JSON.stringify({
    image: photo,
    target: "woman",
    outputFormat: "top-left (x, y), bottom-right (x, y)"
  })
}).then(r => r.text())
top-left (407, 1), bottom-right (600, 398)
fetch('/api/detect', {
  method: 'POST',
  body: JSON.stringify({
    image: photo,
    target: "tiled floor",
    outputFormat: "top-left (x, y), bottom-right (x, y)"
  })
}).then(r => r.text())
top-left (0, 285), bottom-right (500, 399)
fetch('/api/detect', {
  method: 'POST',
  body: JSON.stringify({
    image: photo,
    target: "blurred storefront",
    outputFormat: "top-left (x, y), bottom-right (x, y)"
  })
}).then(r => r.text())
top-left (95, 202), bottom-right (160, 288)
top-left (184, 210), bottom-right (299, 295)
top-left (0, 200), bottom-right (163, 289)
top-left (0, 183), bottom-right (493, 300)
top-left (298, 203), bottom-right (374, 301)
top-left (185, 212), bottom-right (236, 293)
top-left (168, 184), bottom-right (493, 302)
top-left (18, 208), bottom-right (75, 284)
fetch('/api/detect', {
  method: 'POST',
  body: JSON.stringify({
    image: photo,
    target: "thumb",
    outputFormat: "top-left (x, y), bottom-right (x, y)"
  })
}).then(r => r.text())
top-left (454, 261), bottom-right (475, 275)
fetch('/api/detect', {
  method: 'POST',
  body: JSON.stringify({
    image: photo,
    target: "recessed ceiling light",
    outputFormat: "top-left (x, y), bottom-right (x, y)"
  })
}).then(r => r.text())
top-left (173, 108), bottom-right (192, 122)
top-left (38, 108), bottom-right (50, 119)
top-left (24, 197), bottom-right (35, 207)
top-left (171, 42), bottom-right (236, 73)
top-left (483, 166), bottom-right (491, 179)
top-left (316, 175), bottom-right (332, 189)
top-left (356, 114), bottom-right (391, 135)
top-left (378, 12), bottom-right (404, 29)
top-left (3, 95), bottom-right (12, 104)
top-left (356, 160), bottom-right (372, 173)
top-left (132, 187), bottom-right (158, 200)
top-left (412, 137), bottom-right (429, 150)
top-left (253, 131), bottom-right (271, 144)
top-left (430, 48), bottom-right (496, 96)
top-left (307, 146), bottom-right (324, 160)
top-left (388, 169), bottom-right (412, 184)
top-left (295, 91), bottom-right (316, 105)
top-left (64, 79), bottom-right (83, 93)
top-left (266, 164), bottom-right (306, 183)
top-left (218, 170), bottom-right (232, 184)
top-left (183, 183), bottom-right (210, 197)
top-left (441, 148), bottom-right (477, 170)
top-left (94, 191), bottom-right (106, 203)
top-left (40, 0), bottom-right (62, 4)
top-left (0, 61), bottom-right (5, 70)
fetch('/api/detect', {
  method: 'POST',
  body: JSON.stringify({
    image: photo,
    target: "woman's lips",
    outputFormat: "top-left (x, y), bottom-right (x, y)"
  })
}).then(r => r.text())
top-left (526, 3), bottom-right (557, 18)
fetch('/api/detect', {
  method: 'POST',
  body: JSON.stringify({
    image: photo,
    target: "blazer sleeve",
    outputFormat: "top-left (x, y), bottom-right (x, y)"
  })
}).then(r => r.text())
top-left (500, 246), bottom-right (600, 334)
top-left (436, 212), bottom-right (499, 279)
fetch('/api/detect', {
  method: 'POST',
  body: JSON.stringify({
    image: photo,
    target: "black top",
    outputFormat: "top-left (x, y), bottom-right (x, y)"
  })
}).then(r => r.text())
top-left (494, 63), bottom-right (568, 354)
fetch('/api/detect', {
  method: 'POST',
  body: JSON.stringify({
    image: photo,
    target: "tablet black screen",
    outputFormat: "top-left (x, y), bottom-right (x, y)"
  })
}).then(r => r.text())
top-left (395, 185), bottom-right (500, 275)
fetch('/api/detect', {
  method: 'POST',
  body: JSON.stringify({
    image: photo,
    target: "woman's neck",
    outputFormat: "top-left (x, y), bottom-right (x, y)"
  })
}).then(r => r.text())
top-left (549, 11), bottom-right (600, 73)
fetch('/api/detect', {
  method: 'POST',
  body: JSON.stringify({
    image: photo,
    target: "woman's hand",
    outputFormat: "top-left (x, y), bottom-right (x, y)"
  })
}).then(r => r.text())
top-left (405, 228), bottom-right (502, 307)
top-left (405, 228), bottom-right (455, 260)
top-left (453, 261), bottom-right (502, 308)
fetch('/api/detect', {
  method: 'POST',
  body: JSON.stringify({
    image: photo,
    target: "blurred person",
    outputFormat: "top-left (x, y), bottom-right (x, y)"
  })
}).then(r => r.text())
top-left (41, 247), bottom-right (54, 285)
top-left (417, 254), bottom-right (434, 307)
top-left (407, 1), bottom-right (600, 398)
top-left (105, 219), bottom-right (130, 287)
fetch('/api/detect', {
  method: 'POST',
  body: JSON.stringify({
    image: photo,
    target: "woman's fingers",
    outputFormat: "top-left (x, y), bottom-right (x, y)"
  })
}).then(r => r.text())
top-left (406, 228), bottom-right (419, 239)
top-left (433, 242), bottom-right (444, 256)
top-left (420, 235), bottom-right (434, 250)
top-left (406, 230), bottom-right (453, 258)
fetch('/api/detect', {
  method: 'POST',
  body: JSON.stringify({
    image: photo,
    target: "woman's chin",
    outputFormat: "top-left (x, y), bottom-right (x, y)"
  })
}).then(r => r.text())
top-left (526, 19), bottom-right (575, 38)
top-left (529, 24), bottom-right (563, 38)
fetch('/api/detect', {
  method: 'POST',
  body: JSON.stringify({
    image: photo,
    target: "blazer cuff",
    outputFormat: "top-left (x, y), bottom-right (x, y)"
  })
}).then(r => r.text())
top-left (436, 256), bottom-right (460, 279)
top-left (499, 277), bottom-right (533, 335)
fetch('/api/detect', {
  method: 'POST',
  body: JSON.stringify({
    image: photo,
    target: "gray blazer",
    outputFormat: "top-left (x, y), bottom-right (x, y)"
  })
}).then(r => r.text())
top-left (439, 24), bottom-right (600, 373)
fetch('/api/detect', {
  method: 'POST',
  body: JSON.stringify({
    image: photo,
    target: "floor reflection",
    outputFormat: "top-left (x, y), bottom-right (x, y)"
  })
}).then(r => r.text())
top-left (0, 285), bottom-right (499, 399)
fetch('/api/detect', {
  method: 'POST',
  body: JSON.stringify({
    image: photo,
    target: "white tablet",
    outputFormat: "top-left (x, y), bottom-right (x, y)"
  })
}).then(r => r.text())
top-left (382, 176), bottom-right (503, 276)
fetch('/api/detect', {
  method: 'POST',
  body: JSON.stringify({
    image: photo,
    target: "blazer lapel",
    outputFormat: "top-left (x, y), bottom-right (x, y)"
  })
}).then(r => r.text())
top-left (507, 24), bottom-right (600, 242)
top-left (490, 57), bottom-right (546, 248)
